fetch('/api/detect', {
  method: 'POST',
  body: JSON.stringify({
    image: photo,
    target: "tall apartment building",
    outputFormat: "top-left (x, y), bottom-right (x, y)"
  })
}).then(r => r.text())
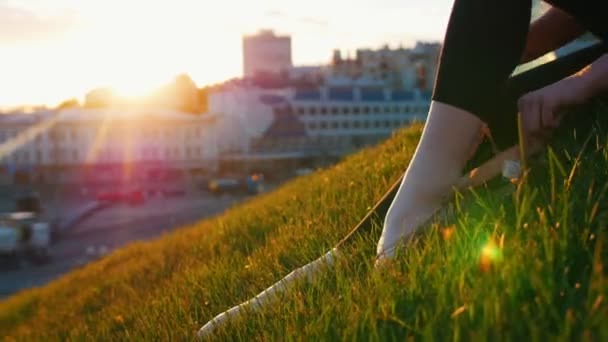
top-left (243, 30), bottom-right (293, 78)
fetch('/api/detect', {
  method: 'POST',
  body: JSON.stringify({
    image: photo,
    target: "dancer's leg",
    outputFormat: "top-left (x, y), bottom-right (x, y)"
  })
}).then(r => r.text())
top-left (376, 103), bottom-right (483, 258)
top-left (376, 0), bottom-right (532, 260)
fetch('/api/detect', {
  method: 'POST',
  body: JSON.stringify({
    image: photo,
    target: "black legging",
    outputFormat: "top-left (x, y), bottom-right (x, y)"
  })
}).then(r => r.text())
top-left (432, 0), bottom-right (608, 149)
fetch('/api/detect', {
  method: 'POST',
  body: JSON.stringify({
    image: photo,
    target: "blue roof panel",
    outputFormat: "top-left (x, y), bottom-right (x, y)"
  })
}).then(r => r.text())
top-left (294, 89), bottom-right (321, 101)
top-left (391, 90), bottom-right (415, 101)
top-left (328, 87), bottom-right (354, 101)
top-left (360, 88), bottom-right (385, 102)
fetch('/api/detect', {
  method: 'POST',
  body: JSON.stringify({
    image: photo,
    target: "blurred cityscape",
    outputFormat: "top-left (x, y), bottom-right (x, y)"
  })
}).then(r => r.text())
top-left (0, 30), bottom-right (440, 296)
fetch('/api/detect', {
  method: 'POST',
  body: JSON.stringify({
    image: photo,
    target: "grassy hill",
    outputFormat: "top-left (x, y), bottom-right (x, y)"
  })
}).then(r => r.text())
top-left (2, 104), bottom-right (608, 341)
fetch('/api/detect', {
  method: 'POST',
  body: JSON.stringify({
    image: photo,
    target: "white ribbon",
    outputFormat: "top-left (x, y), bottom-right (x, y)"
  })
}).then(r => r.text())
top-left (198, 248), bottom-right (340, 339)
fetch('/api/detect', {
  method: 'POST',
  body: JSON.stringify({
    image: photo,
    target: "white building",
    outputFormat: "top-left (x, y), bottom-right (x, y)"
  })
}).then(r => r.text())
top-left (0, 109), bottom-right (218, 183)
top-left (208, 85), bottom-right (291, 154)
top-left (208, 83), bottom-right (430, 157)
top-left (255, 85), bottom-right (430, 154)
top-left (243, 30), bottom-right (292, 78)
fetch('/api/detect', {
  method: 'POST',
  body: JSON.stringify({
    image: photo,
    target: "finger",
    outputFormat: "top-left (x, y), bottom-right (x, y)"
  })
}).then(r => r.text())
top-left (541, 102), bottom-right (558, 128)
top-left (523, 98), bottom-right (542, 137)
top-left (532, 128), bottom-right (552, 143)
top-left (553, 109), bottom-right (566, 127)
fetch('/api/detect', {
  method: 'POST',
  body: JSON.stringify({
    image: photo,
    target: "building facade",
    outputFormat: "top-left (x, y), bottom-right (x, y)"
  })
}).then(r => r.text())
top-left (208, 82), bottom-right (431, 176)
top-left (243, 30), bottom-right (293, 78)
top-left (253, 86), bottom-right (431, 156)
top-left (0, 109), bottom-right (218, 184)
top-left (330, 42), bottom-right (441, 91)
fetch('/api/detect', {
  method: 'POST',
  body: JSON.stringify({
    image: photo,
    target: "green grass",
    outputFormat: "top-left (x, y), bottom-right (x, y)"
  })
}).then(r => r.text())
top-left (2, 103), bottom-right (608, 341)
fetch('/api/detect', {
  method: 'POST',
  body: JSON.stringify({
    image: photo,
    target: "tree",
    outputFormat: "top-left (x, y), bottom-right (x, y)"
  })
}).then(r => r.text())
top-left (151, 74), bottom-right (203, 113)
top-left (55, 98), bottom-right (80, 110)
top-left (84, 88), bottom-right (116, 108)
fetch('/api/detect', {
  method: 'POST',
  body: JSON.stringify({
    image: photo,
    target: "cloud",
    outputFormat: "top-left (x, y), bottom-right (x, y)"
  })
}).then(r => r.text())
top-left (264, 9), bottom-right (328, 27)
top-left (264, 10), bottom-right (286, 18)
top-left (299, 17), bottom-right (328, 26)
top-left (0, 3), bottom-right (78, 44)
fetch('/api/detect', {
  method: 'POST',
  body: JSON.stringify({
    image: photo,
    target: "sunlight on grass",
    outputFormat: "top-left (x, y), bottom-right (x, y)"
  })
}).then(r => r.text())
top-left (2, 103), bottom-right (608, 340)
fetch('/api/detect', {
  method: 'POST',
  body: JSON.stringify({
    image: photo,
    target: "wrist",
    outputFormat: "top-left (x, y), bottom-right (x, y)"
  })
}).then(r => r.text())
top-left (568, 71), bottom-right (596, 102)
top-left (575, 54), bottom-right (608, 99)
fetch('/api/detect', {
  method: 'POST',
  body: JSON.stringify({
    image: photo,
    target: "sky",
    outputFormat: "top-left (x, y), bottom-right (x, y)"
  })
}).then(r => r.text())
top-left (0, 0), bottom-right (453, 108)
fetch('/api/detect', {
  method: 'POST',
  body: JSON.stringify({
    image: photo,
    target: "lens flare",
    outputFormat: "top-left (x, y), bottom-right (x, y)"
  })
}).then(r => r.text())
top-left (480, 239), bottom-right (503, 272)
top-left (441, 225), bottom-right (456, 241)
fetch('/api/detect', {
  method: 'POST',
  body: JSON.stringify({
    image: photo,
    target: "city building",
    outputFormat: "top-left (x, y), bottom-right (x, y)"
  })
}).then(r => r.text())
top-left (254, 85), bottom-right (431, 155)
top-left (208, 82), bottom-right (431, 176)
top-left (330, 42), bottom-right (441, 90)
top-left (243, 30), bottom-right (293, 78)
top-left (208, 85), bottom-right (291, 155)
top-left (0, 109), bottom-right (218, 184)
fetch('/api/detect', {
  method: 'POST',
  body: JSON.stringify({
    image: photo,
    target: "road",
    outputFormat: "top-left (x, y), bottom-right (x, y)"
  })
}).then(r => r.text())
top-left (0, 193), bottom-right (244, 298)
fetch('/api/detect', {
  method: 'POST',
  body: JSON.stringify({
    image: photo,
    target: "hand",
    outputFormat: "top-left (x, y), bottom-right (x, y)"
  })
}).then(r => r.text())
top-left (517, 75), bottom-right (591, 142)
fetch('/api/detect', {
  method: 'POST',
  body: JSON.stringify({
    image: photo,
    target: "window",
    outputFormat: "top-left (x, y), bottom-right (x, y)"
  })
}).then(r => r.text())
top-left (404, 106), bottom-right (410, 113)
top-left (353, 107), bottom-right (360, 114)
top-left (353, 121), bottom-right (361, 128)
top-left (298, 107), bottom-right (305, 115)
top-left (374, 121), bottom-right (381, 128)
top-left (362, 121), bottom-right (370, 128)
top-left (384, 120), bottom-right (391, 128)
top-left (341, 121), bottom-right (350, 129)
top-left (384, 106), bottom-right (390, 113)
top-left (309, 122), bottom-right (317, 129)
top-left (393, 106), bottom-right (399, 113)
top-left (373, 106), bottom-right (381, 113)
top-left (320, 107), bottom-right (328, 115)
top-left (331, 107), bottom-right (339, 115)
top-left (330, 121), bottom-right (338, 129)
top-left (394, 121), bottom-right (402, 127)
top-left (363, 106), bottom-right (370, 114)
top-left (319, 121), bottom-right (328, 129)
top-left (342, 107), bottom-right (349, 114)
top-left (309, 107), bottom-right (317, 115)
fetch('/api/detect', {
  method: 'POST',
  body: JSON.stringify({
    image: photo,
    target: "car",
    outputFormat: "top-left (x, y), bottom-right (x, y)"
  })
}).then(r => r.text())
top-left (208, 174), bottom-right (265, 195)
top-left (0, 212), bottom-right (51, 264)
